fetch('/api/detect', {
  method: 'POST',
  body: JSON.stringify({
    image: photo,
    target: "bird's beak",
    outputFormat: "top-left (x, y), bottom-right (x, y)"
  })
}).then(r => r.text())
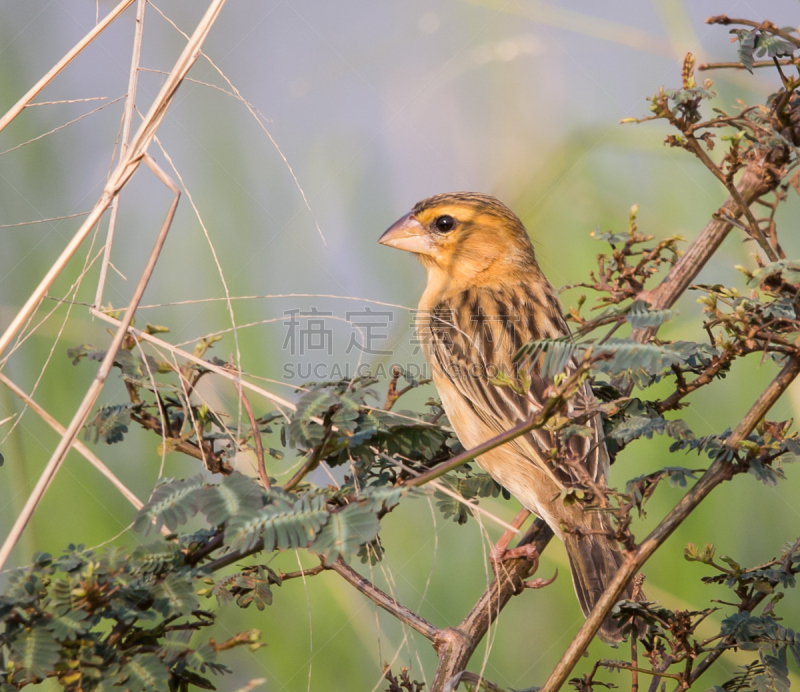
top-left (378, 213), bottom-right (434, 256)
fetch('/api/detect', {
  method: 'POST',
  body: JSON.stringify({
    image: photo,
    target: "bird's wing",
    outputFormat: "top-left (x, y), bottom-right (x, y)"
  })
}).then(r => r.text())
top-left (427, 285), bottom-right (606, 488)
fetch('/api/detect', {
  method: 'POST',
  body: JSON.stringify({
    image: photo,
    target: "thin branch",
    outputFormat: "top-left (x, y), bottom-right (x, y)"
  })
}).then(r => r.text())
top-left (279, 564), bottom-right (326, 581)
top-left (429, 519), bottom-right (554, 692)
top-left (539, 356), bottom-right (800, 692)
top-left (705, 15), bottom-right (800, 48)
top-left (328, 558), bottom-right (440, 641)
top-left (698, 59), bottom-right (795, 71)
top-left (377, 453), bottom-right (524, 535)
top-left (403, 362), bottom-right (590, 488)
top-left (688, 535), bottom-right (800, 685)
top-left (283, 426), bottom-right (333, 492)
top-left (239, 385), bottom-right (269, 488)
top-left (630, 154), bottom-right (787, 354)
top-left (680, 136), bottom-right (778, 262)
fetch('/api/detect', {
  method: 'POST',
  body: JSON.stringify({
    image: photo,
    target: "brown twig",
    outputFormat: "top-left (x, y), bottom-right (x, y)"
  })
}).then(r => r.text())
top-left (328, 558), bottom-right (439, 641)
top-left (687, 535), bottom-right (800, 686)
top-left (632, 155), bottom-right (786, 349)
top-left (698, 59), bottom-right (796, 71)
top-left (283, 422), bottom-right (335, 492)
top-left (238, 385), bottom-right (269, 488)
top-left (429, 519), bottom-right (554, 692)
top-left (680, 137), bottom-right (778, 262)
top-left (129, 407), bottom-right (220, 465)
top-left (705, 16), bottom-right (800, 48)
top-left (384, 366), bottom-right (402, 410)
top-left (404, 361), bottom-right (590, 488)
top-left (539, 356), bottom-right (800, 692)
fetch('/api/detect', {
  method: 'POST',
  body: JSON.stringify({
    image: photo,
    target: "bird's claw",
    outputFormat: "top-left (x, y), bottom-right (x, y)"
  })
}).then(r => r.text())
top-left (523, 568), bottom-right (558, 590)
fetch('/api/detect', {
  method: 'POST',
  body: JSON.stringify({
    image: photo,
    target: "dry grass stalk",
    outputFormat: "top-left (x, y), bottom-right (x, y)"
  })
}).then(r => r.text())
top-left (0, 155), bottom-right (180, 570)
top-left (0, 0), bottom-right (135, 134)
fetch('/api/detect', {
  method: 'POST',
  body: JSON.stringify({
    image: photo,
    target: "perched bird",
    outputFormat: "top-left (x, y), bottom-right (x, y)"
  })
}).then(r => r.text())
top-left (379, 192), bottom-right (636, 642)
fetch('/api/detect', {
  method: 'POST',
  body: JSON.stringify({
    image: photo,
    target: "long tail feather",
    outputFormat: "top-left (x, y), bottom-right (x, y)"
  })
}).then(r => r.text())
top-left (562, 514), bottom-right (640, 643)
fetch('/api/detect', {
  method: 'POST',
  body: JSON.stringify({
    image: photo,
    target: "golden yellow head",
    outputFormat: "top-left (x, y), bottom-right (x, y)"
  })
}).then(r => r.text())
top-left (379, 192), bottom-right (537, 284)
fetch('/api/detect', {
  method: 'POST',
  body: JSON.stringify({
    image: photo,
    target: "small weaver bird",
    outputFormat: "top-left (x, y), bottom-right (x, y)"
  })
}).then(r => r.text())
top-left (379, 192), bottom-right (637, 642)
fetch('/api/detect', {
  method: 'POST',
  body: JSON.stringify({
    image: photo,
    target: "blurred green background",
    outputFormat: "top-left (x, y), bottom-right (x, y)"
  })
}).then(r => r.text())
top-left (1, 1), bottom-right (799, 689)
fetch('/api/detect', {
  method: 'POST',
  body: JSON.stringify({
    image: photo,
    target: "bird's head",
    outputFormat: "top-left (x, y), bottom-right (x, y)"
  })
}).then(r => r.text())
top-left (379, 192), bottom-right (537, 293)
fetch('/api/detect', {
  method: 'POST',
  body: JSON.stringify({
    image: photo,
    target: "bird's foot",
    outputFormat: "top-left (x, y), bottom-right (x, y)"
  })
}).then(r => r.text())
top-left (490, 542), bottom-right (540, 584)
top-left (490, 542), bottom-right (540, 564)
top-left (522, 568), bottom-right (558, 590)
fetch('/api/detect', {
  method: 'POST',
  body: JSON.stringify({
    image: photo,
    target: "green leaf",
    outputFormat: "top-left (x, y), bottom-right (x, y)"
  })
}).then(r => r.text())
top-left (225, 495), bottom-right (330, 553)
top-left (735, 28), bottom-right (759, 72)
top-left (119, 654), bottom-right (169, 692)
top-left (130, 542), bottom-right (182, 573)
top-left (9, 626), bottom-right (62, 682)
top-left (625, 300), bottom-right (675, 328)
top-left (755, 33), bottom-right (796, 60)
top-left (133, 475), bottom-right (205, 534)
top-left (609, 415), bottom-right (693, 444)
top-left (197, 472), bottom-right (264, 526)
top-left (754, 652), bottom-right (791, 692)
top-left (514, 337), bottom-right (576, 377)
top-left (749, 459), bottom-right (786, 486)
top-left (289, 389), bottom-right (338, 448)
top-left (594, 340), bottom-right (685, 377)
top-left (84, 404), bottom-right (130, 444)
top-left (47, 608), bottom-right (90, 640)
top-left (153, 573), bottom-right (199, 617)
top-left (66, 344), bottom-right (105, 366)
top-left (434, 491), bottom-right (470, 525)
top-left (311, 503), bottom-right (381, 562)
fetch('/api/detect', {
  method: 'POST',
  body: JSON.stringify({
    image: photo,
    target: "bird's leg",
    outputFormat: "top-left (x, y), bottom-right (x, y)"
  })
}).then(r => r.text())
top-left (488, 509), bottom-right (558, 590)
top-left (489, 509), bottom-right (537, 570)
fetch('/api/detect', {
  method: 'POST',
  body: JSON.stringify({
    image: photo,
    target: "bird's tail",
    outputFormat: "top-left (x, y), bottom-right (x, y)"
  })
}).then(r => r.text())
top-left (562, 513), bottom-right (642, 643)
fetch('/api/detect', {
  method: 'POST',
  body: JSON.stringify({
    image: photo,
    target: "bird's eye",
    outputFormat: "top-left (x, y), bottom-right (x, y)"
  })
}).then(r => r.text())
top-left (435, 215), bottom-right (456, 233)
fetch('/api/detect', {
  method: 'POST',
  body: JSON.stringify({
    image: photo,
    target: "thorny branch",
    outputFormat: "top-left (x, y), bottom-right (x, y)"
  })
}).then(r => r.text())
top-left (540, 357), bottom-right (800, 692)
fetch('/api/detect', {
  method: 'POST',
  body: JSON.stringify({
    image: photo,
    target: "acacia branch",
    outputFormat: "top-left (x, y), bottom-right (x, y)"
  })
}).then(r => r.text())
top-left (539, 356), bottom-right (800, 692)
top-left (430, 518), bottom-right (554, 692)
top-left (706, 15), bottom-right (800, 48)
top-left (328, 558), bottom-right (440, 641)
top-left (636, 155), bottom-right (785, 328)
top-left (238, 386), bottom-right (269, 488)
top-left (688, 535), bottom-right (800, 685)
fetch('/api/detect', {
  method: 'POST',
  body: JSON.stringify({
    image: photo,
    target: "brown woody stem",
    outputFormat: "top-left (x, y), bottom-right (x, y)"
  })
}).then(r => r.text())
top-left (430, 519), bottom-right (554, 692)
top-left (539, 356), bottom-right (800, 692)
top-left (328, 558), bottom-right (439, 641)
